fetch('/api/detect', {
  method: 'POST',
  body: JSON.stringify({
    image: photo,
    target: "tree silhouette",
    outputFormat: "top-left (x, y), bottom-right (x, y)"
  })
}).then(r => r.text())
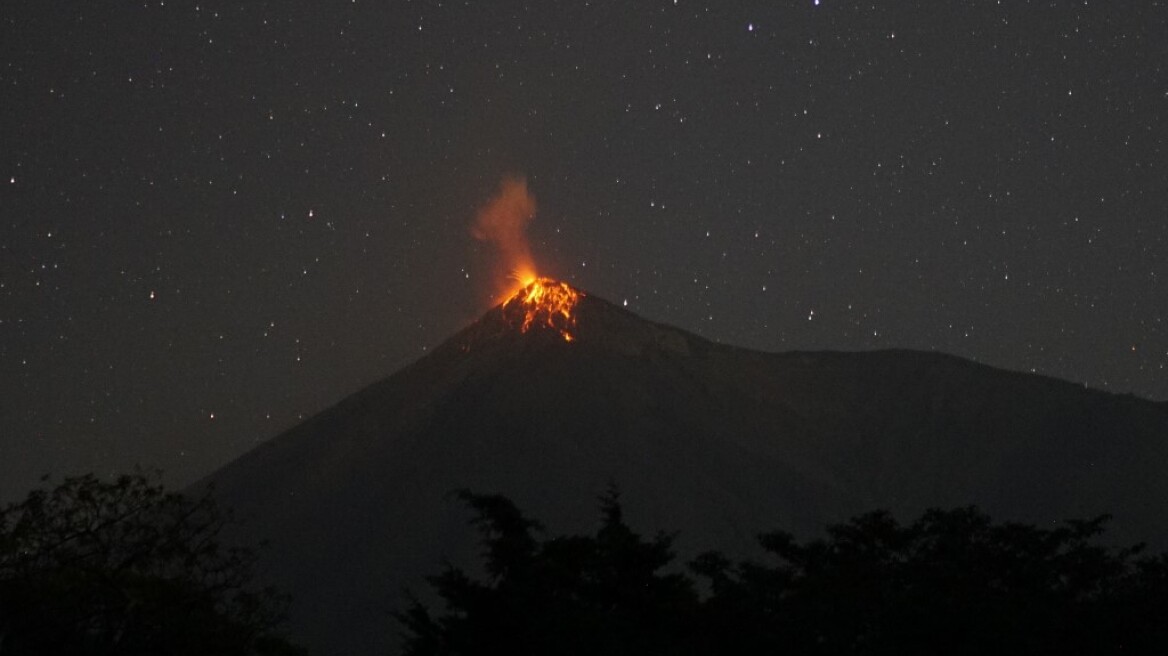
top-left (396, 488), bottom-right (701, 656)
top-left (402, 495), bottom-right (1168, 655)
top-left (0, 472), bottom-right (304, 655)
top-left (693, 507), bottom-right (1168, 655)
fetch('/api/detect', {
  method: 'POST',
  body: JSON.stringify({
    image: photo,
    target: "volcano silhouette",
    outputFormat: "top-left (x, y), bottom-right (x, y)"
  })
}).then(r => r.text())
top-left (196, 282), bottom-right (1168, 656)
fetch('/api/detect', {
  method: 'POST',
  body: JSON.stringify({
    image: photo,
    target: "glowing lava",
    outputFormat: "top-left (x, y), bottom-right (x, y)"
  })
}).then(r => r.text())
top-left (502, 277), bottom-right (582, 342)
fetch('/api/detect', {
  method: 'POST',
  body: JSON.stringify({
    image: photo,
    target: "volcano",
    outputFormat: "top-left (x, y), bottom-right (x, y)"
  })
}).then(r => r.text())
top-left (196, 280), bottom-right (1168, 656)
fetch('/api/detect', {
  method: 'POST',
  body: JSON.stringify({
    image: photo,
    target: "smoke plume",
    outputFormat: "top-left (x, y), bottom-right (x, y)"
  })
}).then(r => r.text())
top-left (472, 176), bottom-right (538, 284)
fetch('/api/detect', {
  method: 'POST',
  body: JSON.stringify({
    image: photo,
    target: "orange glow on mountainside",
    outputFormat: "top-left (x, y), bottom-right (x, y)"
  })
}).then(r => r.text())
top-left (502, 278), bottom-right (582, 342)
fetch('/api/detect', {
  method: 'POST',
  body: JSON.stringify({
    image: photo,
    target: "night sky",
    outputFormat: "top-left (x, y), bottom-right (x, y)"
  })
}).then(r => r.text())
top-left (2, 0), bottom-right (1165, 500)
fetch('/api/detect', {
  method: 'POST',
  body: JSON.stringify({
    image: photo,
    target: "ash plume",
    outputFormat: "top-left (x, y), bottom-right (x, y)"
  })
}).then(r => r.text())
top-left (472, 176), bottom-right (537, 284)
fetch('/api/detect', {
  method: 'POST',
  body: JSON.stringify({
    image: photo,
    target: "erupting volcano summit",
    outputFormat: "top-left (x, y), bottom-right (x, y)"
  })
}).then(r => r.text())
top-left (501, 277), bottom-right (583, 342)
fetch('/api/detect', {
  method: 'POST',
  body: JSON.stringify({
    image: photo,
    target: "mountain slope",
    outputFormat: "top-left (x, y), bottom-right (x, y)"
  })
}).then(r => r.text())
top-left (196, 283), bottom-right (1168, 656)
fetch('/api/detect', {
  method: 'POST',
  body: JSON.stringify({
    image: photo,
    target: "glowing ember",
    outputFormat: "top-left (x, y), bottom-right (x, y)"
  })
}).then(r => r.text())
top-left (502, 277), bottom-right (582, 342)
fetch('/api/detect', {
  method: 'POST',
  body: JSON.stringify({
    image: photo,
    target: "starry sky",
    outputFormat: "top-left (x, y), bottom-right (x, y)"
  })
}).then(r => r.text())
top-left (2, 0), bottom-right (1165, 500)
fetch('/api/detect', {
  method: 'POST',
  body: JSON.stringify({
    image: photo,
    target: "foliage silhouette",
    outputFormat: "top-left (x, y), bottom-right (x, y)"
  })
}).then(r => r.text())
top-left (396, 488), bottom-right (701, 656)
top-left (696, 507), bottom-right (1168, 655)
top-left (401, 494), bottom-right (1168, 656)
top-left (0, 472), bottom-right (304, 656)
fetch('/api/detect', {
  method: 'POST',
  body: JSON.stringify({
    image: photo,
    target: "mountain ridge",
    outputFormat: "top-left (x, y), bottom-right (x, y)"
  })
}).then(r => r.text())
top-left (195, 282), bottom-right (1168, 656)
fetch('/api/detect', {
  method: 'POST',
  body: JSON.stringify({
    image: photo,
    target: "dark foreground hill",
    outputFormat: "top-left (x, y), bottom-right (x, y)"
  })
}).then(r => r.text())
top-left (194, 281), bottom-right (1168, 656)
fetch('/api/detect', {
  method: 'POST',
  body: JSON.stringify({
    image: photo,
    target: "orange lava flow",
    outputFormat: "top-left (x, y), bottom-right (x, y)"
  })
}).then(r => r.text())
top-left (502, 277), bottom-right (582, 342)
